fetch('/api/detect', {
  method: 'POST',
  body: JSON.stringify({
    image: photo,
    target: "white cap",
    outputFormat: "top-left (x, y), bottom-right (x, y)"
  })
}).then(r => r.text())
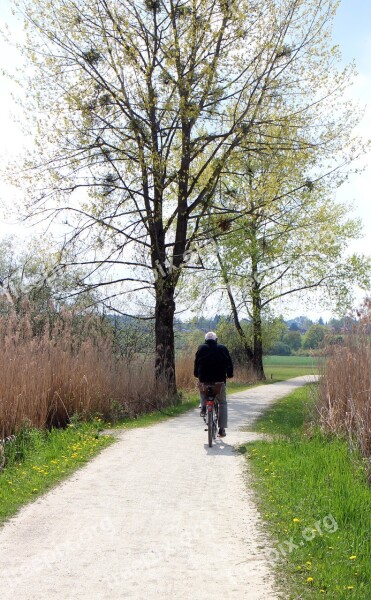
top-left (205, 331), bottom-right (217, 341)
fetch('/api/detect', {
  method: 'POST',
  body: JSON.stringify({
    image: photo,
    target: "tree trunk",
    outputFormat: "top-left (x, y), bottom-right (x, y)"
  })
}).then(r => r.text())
top-left (252, 276), bottom-right (266, 381)
top-left (228, 290), bottom-right (254, 365)
top-left (154, 278), bottom-right (177, 395)
top-left (252, 308), bottom-right (266, 380)
top-left (214, 239), bottom-right (254, 367)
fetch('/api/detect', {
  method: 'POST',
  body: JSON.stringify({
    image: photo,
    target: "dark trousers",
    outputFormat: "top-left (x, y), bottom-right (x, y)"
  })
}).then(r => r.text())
top-left (199, 382), bottom-right (227, 428)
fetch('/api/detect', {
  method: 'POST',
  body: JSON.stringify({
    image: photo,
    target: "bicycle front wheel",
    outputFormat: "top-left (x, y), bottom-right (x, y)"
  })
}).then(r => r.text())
top-left (208, 409), bottom-right (213, 447)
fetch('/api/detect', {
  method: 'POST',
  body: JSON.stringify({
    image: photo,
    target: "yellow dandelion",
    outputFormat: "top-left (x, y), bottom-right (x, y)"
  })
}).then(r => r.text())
top-left (293, 518), bottom-right (300, 523)
top-left (349, 556), bottom-right (357, 560)
top-left (307, 577), bottom-right (314, 584)
top-left (347, 586), bottom-right (354, 590)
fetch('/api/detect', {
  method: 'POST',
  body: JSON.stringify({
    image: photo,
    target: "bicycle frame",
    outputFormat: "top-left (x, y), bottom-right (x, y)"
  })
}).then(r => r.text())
top-left (199, 383), bottom-right (222, 447)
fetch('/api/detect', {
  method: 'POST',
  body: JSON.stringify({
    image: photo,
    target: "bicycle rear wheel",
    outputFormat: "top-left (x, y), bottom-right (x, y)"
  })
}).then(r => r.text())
top-left (208, 409), bottom-right (213, 447)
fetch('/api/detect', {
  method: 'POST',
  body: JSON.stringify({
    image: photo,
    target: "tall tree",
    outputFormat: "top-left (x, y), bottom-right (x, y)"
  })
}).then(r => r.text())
top-left (187, 146), bottom-right (370, 379)
top-left (10, 0), bottom-right (362, 392)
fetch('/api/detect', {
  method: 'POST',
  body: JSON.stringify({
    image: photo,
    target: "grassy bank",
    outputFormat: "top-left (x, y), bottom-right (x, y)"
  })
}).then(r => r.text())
top-left (244, 386), bottom-right (370, 599)
top-left (263, 355), bottom-right (319, 382)
top-left (0, 420), bottom-right (114, 525)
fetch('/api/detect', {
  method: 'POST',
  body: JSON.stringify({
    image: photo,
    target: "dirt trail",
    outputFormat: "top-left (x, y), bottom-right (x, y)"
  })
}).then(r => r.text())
top-left (0, 376), bottom-right (316, 599)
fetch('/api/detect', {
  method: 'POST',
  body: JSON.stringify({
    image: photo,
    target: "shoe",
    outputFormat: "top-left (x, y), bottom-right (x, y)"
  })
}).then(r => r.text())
top-left (200, 409), bottom-right (206, 417)
top-left (218, 428), bottom-right (226, 437)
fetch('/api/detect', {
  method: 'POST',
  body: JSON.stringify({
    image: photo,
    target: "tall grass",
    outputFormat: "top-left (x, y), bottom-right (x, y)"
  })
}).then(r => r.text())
top-left (175, 352), bottom-right (196, 391)
top-left (0, 300), bottom-right (257, 439)
top-left (318, 299), bottom-right (371, 465)
top-left (0, 302), bottom-right (172, 438)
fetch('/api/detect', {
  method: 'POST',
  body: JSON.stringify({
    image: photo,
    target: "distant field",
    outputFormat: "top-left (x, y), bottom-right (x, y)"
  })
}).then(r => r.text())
top-left (263, 355), bottom-right (319, 381)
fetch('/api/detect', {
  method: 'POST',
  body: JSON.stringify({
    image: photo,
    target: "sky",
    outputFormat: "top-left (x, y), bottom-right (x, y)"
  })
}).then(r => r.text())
top-left (330, 0), bottom-right (371, 255)
top-left (0, 0), bottom-right (370, 318)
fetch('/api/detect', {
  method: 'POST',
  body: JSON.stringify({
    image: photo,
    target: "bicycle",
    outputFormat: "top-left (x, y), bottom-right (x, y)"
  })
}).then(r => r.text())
top-left (199, 382), bottom-right (223, 447)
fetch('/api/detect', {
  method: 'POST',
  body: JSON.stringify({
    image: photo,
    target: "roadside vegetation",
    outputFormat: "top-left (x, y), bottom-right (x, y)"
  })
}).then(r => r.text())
top-left (318, 299), bottom-right (371, 468)
top-left (244, 385), bottom-right (370, 599)
top-left (244, 303), bottom-right (371, 598)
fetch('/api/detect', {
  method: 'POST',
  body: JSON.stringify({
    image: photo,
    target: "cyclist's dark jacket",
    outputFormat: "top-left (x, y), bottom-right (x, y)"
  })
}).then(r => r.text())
top-left (194, 340), bottom-right (234, 383)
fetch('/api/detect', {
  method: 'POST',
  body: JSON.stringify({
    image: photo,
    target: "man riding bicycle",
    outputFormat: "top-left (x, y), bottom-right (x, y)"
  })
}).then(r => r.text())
top-left (194, 331), bottom-right (234, 438)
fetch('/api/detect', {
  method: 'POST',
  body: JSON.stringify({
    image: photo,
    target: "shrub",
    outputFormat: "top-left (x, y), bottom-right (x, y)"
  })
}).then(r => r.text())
top-left (268, 341), bottom-right (291, 355)
top-left (283, 330), bottom-right (302, 351)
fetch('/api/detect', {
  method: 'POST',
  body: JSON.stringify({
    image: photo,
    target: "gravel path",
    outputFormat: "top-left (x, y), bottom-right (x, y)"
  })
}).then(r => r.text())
top-left (0, 376), bottom-right (316, 600)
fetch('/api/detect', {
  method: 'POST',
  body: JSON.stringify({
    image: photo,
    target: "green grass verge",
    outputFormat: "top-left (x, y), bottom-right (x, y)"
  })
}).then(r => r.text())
top-left (263, 355), bottom-right (319, 382)
top-left (244, 386), bottom-right (371, 599)
top-left (0, 420), bottom-right (114, 525)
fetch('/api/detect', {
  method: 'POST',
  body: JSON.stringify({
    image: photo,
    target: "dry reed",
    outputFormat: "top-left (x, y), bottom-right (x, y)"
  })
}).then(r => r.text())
top-left (175, 349), bottom-right (257, 391)
top-left (318, 299), bottom-right (371, 464)
top-left (176, 352), bottom-right (197, 392)
top-left (0, 303), bottom-right (170, 438)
